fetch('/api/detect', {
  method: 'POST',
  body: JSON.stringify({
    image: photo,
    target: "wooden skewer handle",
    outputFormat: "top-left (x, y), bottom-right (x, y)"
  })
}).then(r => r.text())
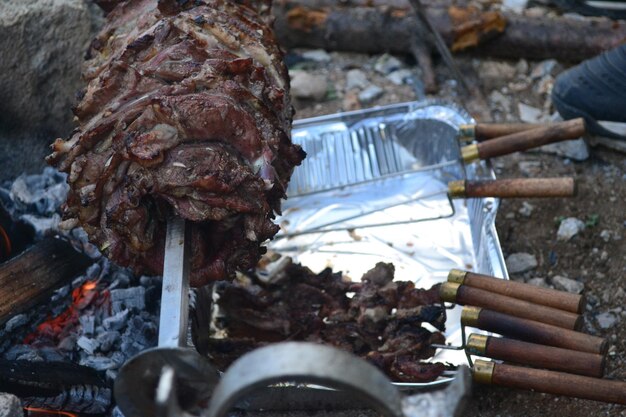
top-left (462, 118), bottom-right (586, 162)
top-left (462, 307), bottom-right (608, 355)
top-left (467, 334), bottom-right (605, 378)
top-left (459, 123), bottom-right (545, 141)
top-left (448, 270), bottom-right (584, 313)
top-left (449, 178), bottom-right (576, 199)
top-left (440, 283), bottom-right (582, 330)
top-left (473, 360), bottom-right (626, 405)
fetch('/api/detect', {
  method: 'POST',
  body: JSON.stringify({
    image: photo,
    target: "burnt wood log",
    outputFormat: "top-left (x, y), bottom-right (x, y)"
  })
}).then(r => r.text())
top-left (0, 359), bottom-right (111, 414)
top-left (0, 237), bottom-right (92, 326)
top-left (272, 1), bottom-right (626, 62)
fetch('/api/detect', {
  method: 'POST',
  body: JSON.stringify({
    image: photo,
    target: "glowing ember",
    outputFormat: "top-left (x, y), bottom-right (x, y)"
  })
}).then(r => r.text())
top-left (0, 224), bottom-right (11, 260)
top-left (24, 407), bottom-right (79, 417)
top-left (23, 280), bottom-right (109, 345)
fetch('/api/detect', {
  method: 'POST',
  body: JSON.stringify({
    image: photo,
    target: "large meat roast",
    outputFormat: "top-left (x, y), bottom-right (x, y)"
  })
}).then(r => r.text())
top-left (47, 0), bottom-right (304, 287)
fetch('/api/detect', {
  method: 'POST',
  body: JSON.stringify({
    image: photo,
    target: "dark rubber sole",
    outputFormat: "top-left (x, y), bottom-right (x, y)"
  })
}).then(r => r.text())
top-left (552, 92), bottom-right (626, 140)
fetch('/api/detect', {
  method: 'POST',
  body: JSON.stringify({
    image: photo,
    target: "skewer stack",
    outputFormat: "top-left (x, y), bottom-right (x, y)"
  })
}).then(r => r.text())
top-left (439, 270), bottom-right (626, 405)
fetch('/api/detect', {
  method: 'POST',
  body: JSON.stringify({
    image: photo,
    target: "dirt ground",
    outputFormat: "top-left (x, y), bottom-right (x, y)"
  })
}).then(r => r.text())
top-left (283, 50), bottom-right (626, 417)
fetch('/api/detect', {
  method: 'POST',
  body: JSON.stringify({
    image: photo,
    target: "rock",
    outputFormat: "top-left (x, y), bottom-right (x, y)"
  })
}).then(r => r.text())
top-left (301, 49), bottom-right (331, 63)
top-left (600, 230), bottom-right (612, 242)
top-left (557, 217), bottom-right (585, 241)
top-left (479, 61), bottom-right (517, 87)
top-left (518, 201), bottom-right (534, 217)
top-left (502, 0), bottom-right (528, 12)
top-left (374, 54), bottom-right (403, 75)
top-left (552, 275), bottom-right (584, 294)
top-left (596, 312), bottom-right (618, 329)
top-left (358, 85), bottom-right (384, 104)
top-left (342, 91), bottom-right (361, 111)
top-left (588, 135), bottom-right (626, 154)
top-left (530, 59), bottom-right (561, 79)
top-left (0, 0), bottom-right (103, 137)
top-left (518, 102), bottom-right (544, 123)
top-left (516, 59), bottom-right (529, 75)
top-left (0, 393), bottom-right (21, 417)
top-left (489, 91), bottom-right (513, 113)
top-left (535, 75), bottom-right (554, 95)
top-left (518, 160), bottom-right (542, 176)
top-left (386, 69), bottom-right (413, 86)
top-left (345, 69), bottom-right (369, 90)
top-left (289, 71), bottom-right (328, 100)
top-left (506, 252), bottom-right (538, 274)
top-left (540, 138), bottom-right (589, 161)
top-left (527, 277), bottom-right (549, 288)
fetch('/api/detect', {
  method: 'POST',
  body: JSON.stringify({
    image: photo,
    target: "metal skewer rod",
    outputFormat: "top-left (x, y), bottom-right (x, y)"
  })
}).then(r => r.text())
top-left (158, 216), bottom-right (190, 348)
top-left (407, 0), bottom-right (472, 94)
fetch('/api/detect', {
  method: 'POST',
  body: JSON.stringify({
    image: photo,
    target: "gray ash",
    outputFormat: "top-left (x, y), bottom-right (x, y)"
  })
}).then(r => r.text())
top-left (1, 168), bottom-right (162, 415)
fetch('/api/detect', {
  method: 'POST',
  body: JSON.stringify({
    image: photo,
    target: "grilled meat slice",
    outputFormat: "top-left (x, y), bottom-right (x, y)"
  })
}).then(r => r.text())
top-left (202, 262), bottom-right (447, 383)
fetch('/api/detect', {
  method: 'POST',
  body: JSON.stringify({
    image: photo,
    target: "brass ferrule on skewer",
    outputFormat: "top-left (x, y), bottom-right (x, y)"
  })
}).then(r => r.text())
top-left (459, 124), bottom-right (475, 138)
top-left (447, 269), bottom-right (468, 284)
top-left (439, 282), bottom-right (461, 303)
top-left (461, 143), bottom-right (480, 163)
top-left (448, 180), bottom-right (466, 198)
top-left (473, 359), bottom-right (495, 385)
top-left (461, 306), bottom-right (482, 327)
top-left (466, 334), bottom-right (488, 356)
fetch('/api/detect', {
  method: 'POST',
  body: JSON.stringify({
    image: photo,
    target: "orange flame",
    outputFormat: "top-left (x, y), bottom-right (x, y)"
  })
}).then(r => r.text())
top-left (23, 280), bottom-right (107, 345)
top-left (24, 407), bottom-right (78, 417)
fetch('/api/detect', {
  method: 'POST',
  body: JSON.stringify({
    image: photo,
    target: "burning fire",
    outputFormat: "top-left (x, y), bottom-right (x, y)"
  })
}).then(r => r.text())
top-left (24, 407), bottom-right (78, 417)
top-left (23, 280), bottom-right (109, 345)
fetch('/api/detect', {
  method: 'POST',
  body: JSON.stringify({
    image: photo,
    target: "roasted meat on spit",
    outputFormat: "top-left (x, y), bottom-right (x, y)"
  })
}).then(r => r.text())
top-left (47, 0), bottom-right (304, 287)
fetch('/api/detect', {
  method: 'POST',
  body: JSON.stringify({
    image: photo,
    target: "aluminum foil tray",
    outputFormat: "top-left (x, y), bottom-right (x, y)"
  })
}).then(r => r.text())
top-left (269, 101), bottom-right (509, 387)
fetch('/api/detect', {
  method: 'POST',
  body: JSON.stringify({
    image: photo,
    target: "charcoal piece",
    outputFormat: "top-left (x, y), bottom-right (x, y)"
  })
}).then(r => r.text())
top-left (77, 336), bottom-right (100, 355)
top-left (103, 309), bottom-right (129, 331)
top-left (97, 331), bottom-right (120, 353)
top-left (0, 359), bottom-right (111, 413)
top-left (110, 286), bottom-right (146, 313)
top-left (0, 393), bottom-right (21, 417)
top-left (79, 315), bottom-right (96, 335)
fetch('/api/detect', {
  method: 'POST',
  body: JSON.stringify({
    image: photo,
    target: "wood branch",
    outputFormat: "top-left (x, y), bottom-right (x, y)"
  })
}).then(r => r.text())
top-left (272, 1), bottom-right (626, 62)
top-left (0, 237), bottom-right (92, 325)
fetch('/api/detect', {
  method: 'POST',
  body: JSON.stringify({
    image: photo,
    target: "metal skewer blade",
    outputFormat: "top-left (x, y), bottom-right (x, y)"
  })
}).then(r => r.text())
top-left (158, 216), bottom-right (190, 348)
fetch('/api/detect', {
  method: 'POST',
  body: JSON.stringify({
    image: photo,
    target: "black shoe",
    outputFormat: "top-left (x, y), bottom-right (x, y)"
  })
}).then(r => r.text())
top-left (552, 44), bottom-right (626, 139)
